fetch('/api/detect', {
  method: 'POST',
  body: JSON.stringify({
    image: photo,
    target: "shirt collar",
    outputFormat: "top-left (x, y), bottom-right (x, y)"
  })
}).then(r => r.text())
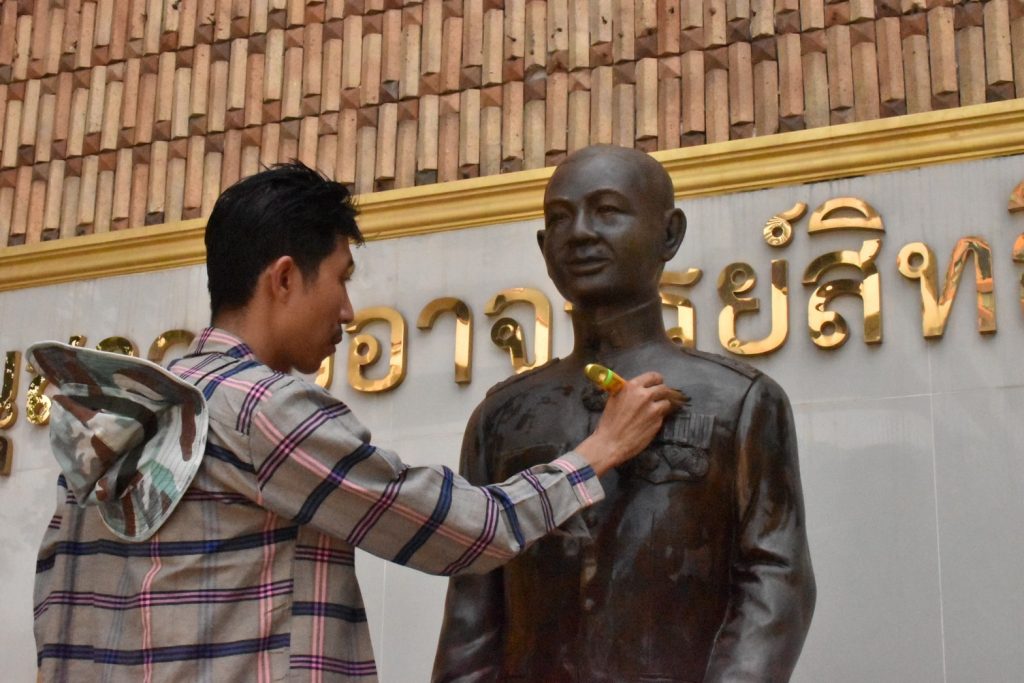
top-left (188, 327), bottom-right (258, 361)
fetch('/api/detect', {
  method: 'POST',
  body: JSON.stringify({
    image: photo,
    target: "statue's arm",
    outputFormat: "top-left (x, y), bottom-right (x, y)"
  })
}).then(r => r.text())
top-left (704, 375), bottom-right (816, 683)
top-left (432, 405), bottom-right (505, 683)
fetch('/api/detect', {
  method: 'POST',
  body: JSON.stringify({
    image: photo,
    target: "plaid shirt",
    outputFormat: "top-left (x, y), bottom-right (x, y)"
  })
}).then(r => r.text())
top-left (34, 327), bottom-right (603, 682)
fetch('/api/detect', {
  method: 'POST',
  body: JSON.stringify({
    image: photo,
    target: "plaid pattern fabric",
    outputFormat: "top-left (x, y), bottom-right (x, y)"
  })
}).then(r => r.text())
top-left (34, 327), bottom-right (603, 682)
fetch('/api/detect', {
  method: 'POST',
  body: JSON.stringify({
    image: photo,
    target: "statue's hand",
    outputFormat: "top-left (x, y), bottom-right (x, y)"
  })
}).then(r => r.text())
top-left (575, 371), bottom-right (684, 476)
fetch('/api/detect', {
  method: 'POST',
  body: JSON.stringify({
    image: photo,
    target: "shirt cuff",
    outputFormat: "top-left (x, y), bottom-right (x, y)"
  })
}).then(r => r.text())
top-left (549, 450), bottom-right (605, 508)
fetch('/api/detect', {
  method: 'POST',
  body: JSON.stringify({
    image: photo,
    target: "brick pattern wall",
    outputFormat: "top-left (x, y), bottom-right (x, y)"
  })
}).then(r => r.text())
top-left (1, 0), bottom-right (1023, 246)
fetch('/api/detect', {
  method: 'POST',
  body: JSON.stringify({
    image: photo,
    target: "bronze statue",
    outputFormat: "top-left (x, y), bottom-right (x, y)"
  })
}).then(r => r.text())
top-left (433, 145), bottom-right (815, 682)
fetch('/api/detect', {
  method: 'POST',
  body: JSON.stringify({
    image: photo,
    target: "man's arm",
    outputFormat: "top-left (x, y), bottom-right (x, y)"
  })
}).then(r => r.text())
top-left (246, 374), bottom-right (674, 577)
top-left (703, 375), bottom-right (816, 682)
top-left (432, 404), bottom-right (505, 682)
top-left (247, 379), bottom-right (595, 575)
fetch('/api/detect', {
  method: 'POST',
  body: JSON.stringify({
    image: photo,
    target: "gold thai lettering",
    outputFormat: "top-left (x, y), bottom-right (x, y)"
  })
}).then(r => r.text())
top-left (0, 351), bottom-right (19, 430)
top-left (0, 350), bottom-right (19, 475)
top-left (803, 240), bottom-right (883, 348)
top-left (1009, 181), bottom-right (1024, 213)
top-left (346, 307), bottom-right (408, 393)
top-left (96, 336), bottom-right (138, 356)
top-left (897, 238), bottom-right (996, 338)
top-left (417, 298), bottom-right (473, 384)
top-left (718, 261), bottom-right (789, 356)
top-left (0, 436), bottom-right (10, 476)
top-left (147, 329), bottom-right (195, 363)
top-left (809, 197), bottom-right (884, 234)
top-left (315, 356), bottom-right (334, 389)
top-left (484, 288), bottom-right (551, 373)
top-left (490, 319), bottom-right (529, 372)
top-left (26, 335), bottom-right (87, 426)
top-left (763, 202), bottom-right (807, 247)
top-left (659, 269), bottom-right (703, 348)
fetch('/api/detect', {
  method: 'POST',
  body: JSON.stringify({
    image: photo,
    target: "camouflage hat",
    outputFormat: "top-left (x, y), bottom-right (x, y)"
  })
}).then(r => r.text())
top-left (27, 341), bottom-right (208, 541)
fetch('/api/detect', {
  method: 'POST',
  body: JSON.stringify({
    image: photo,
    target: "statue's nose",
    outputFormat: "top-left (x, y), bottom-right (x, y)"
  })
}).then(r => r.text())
top-left (567, 212), bottom-right (599, 241)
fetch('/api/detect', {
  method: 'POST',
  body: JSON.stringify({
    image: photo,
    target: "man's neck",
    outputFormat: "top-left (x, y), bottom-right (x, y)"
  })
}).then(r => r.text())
top-left (569, 298), bottom-right (673, 360)
top-left (211, 308), bottom-right (288, 372)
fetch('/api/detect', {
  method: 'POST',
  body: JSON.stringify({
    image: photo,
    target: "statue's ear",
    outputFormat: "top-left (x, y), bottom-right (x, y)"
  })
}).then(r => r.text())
top-left (662, 208), bottom-right (686, 261)
top-left (536, 229), bottom-right (547, 252)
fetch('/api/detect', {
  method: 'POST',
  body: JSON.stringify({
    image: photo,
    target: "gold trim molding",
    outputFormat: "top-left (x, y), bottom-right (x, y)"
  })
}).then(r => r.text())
top-left (2, 100), bottom-right (1024, 293)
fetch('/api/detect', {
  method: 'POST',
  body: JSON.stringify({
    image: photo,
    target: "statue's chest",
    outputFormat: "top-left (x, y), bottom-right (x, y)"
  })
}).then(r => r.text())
top-left (487, 383), bottom-right (732, 518)
top-left (485, 383), bottom-right (596, 472)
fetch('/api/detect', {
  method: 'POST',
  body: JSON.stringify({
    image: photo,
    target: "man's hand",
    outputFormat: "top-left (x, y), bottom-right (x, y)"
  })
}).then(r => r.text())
top-left (575, 372), bottom-right (684, 477)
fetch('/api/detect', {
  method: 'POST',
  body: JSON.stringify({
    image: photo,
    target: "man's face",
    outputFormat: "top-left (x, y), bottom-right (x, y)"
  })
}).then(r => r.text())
top-left (540, 153), bottom-right (669, 308)
top-left (282, 239), bottom-right (356, 374)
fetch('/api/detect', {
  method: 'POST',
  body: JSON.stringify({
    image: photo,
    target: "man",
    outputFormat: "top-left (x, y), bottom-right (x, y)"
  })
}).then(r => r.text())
top-left (434, 146), bottom-right (816, 682)
top-left (31, 162), bottom-right (681, 681)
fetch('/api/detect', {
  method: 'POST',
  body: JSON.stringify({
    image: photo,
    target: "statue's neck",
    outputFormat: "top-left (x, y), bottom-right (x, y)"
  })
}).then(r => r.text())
top-left (569, 298), bottom-right (672, 360)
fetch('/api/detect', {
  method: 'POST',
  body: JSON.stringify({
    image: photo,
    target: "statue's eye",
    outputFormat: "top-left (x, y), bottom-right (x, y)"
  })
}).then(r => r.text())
top-left (596, 204), bottom-right (620, 216)
top-left (546, 212), bottom-right (569, 228)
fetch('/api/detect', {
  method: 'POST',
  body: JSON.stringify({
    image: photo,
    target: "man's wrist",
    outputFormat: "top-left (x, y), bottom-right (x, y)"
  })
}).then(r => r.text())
top-left (575, 436), bottom-right (621, 478)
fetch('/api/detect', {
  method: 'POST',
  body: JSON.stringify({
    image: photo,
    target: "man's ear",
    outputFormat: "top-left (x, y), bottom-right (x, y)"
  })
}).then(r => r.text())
top-left (661, 208), bottom-right (686, 261)
top-left (266, 255), bottom-right (300, 301)
top-left (536, 229), bottom-right (547, 253)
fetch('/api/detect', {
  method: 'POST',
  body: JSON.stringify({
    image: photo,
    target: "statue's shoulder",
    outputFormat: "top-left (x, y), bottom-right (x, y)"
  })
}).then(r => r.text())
top-left (680, 346), bottom-right (762, 381)
top-left (484, 358), bottom-right (561, 399)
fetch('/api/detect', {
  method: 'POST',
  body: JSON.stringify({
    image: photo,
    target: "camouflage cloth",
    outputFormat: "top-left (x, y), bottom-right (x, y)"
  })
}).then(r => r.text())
top-left (26, 342), bottom-right (208, 541)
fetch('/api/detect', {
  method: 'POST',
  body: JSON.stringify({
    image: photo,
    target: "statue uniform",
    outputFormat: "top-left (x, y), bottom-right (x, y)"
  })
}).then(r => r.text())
top-left (434, 347), bottom-right (815, 683)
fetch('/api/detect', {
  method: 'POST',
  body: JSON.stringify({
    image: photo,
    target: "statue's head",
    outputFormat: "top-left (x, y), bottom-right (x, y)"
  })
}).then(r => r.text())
top-left (538, 145), bottom-right (686, 310)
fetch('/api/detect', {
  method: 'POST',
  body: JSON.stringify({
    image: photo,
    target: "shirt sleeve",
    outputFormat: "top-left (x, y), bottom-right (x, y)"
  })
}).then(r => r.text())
top-left (245, 378), bottom-right (605, 576)
top-left (704, 374), bottom-right (817, 682)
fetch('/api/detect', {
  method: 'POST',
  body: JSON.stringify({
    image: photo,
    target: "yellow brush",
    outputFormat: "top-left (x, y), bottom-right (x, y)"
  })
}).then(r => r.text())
top-left (584, 363), bottom-right (627, 395)
top-left (584, 363), bottom-right (689, 407)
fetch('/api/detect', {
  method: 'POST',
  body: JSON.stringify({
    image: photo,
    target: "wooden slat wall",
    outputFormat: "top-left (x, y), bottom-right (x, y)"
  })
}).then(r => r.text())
top-left (1, 0), bottom-right (1023, 245)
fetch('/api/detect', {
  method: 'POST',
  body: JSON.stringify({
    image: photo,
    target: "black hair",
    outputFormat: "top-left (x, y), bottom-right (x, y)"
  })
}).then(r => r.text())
top-left (204, 162), bottom-right (364, 319)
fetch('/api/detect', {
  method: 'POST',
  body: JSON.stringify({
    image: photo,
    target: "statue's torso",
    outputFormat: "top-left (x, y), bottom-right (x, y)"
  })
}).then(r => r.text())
top-left (477, 348), bottom-right (760, 682)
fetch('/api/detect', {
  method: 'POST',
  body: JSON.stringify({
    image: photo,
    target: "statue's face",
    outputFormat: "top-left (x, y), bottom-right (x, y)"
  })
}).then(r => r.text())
top-left (540, 151), bottom-right (668, 308)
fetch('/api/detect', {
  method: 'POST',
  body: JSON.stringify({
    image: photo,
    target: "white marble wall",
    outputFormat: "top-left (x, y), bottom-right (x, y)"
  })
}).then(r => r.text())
top-left (1, 155), bottom-right (1022, 681)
